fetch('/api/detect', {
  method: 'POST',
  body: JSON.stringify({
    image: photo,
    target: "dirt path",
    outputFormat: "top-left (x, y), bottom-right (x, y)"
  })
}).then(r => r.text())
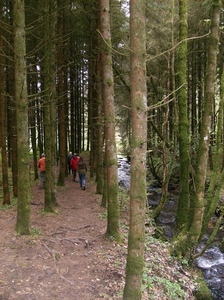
top-left (0, 175), bottom-right (126, 300)
top-left (0, 162), bottom-right (198, 300)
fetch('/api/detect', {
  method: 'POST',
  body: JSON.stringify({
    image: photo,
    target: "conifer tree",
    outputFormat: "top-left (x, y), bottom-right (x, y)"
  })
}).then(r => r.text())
top-left (123, 0), bottom-right (147, 298)
top-left (0, 1), bottom-right (10, 205)
top-left (13, 0), bottom-right (30, 234)
top-left (99, 0), bottom-right (120, 241)
top-left (176, 0), bottom-right (190, 229)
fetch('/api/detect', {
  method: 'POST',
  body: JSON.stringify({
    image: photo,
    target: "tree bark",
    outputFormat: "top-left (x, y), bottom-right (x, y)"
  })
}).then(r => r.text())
top-left (172, 0), bottom-right (221, 257)
top-left (14, 0), bottom-right (30, 235)
top-left (123, 0), bottom-right (147, 298)
top-left (99, 0), bottom-right (120, 240)
top-left (176, 0), bottom-right (190, 229)
top-left (57, 0), bottom-right (67, 186)
top-left (7, 1), bottom-right (18, 198)
top-left (0, 6), bottom-right (10, 205)
top-left (188, 0), bottom-right (221, 244)
top-left (43, 0), bottom-right (58, 211)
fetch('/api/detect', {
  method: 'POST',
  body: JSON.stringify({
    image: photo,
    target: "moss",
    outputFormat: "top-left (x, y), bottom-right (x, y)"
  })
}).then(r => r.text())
top-left (123, 288), bottom-right (141, 300)
top-left (125, 232), bottom-right (144, 276)
top-left (169, 232), bottom-right (189, 257)
top-left (126, 256), bottom-right (144, 276)
top-left (193, 270), bottom-right (212, 300)
top-left (106, 78), bottom-right (113, 86)
top-left (220, 238), bottom-right (224, 253)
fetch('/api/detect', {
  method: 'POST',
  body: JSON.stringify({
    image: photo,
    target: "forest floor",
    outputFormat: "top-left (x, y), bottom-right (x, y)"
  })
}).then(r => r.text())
top-left (0, 160), bottom-right (199, 300)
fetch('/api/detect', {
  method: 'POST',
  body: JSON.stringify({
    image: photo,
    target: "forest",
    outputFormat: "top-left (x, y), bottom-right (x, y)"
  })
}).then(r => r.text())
top-left (0, 0), bottom-right (224, 299)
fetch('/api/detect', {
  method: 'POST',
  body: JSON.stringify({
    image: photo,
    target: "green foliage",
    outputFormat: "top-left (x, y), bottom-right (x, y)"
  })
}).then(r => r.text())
top-left (178, 255), bottom-right (189, 266)
top-left (40, 208), bottom-right (59, 215)
top-left (118, 189), bottom-right (129, 212)
top-left (193, 270), bottom-right (212, 300)
top-left (31, 227), bottom-right (42, 236)
top-left (106, 78), bottom-right (113, 86)
top-left (142, 272), bottom-right (187, 299)
top-left (143, 235), bottom-right (198, 298)
top-left (54, 252), bottom-right (61, 261)
top-left (99, 211), bottom-right (107, 220)
top-left (0, 198), bottom-right (17, 210)
top-left (115, 290), bottom-right (123, 297)
top-left (146, 143), bottom-right (179, 185)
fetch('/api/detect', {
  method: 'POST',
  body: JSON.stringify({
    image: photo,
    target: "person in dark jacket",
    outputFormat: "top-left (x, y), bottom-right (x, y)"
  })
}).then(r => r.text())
top-left (78, 156), bottom-right (87, 190)
top-left (70, 153), bottom-right (79, 181)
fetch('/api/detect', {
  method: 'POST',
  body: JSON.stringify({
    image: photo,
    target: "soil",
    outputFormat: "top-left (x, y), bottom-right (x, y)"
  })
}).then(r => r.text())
top-left (0, 160), bottom-right (197, 300)
top-left (0, 172), bottom-right (127, 300)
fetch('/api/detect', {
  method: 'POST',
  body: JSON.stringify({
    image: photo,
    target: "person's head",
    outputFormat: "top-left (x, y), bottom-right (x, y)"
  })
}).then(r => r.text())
top-left (41, 153), bottom-right (45, 157)
top-left (73, 153), bottom-right (77, 157)
top-left (79, 156), bottom-right (84, 164)
top-left (69, 152), bottom-right (72, 155)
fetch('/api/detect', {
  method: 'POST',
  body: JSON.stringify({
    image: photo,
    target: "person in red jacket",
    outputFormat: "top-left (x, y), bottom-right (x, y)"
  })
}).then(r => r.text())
top-left (70, 153), bottom-right (79, 182)
top-left (37, 153), bottom-right (46, 189)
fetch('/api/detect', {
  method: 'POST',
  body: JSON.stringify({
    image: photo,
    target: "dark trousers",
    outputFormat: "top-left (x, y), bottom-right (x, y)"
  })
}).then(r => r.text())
top-left (72, 170), bottom-right (77, 181)
top-left (68, 164), bottom-right (72, 174)
top-left (40, 171), bottom-right (45, 188)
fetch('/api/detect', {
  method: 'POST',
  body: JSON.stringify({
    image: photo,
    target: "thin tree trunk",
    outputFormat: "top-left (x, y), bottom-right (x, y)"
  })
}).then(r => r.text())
top-left (0, 9), bottom-right (10, 205)
top-left (7, 1), bottom-right (18, 198)
top-left (28, 70), bottom-right (38, 181)
top-left (43, 0), bottom-right (58, 211)
top-left (57, 0), bottom-right (67, 186)
top-left (123, 0), bottom-right (147, 298)
top-left (95, 41), bottom-right (104, 195)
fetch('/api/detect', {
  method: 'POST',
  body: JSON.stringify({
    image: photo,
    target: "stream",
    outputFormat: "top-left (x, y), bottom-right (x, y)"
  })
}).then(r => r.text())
top-left (118, 155), bottom-right (224, 300)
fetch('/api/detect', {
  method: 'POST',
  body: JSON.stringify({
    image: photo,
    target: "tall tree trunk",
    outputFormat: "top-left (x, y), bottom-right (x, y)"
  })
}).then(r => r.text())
top-left (49, 0), bottom-right (57, 206)
top-left (152, 0), bottom-right (177, 219)
top-left (176, 0), bottom-right (190, 229)
top-left (7, 1), bottom-right (18, 198)
top-left (95, 43), bottom-right (104, 195)
top-left (28, 64), bottom-right (39, 180)
top-left (88, 18), bottom-right (95, 178)
top-left (43, 0), bottom-right (58, 211)
top-left (199, 26), bottom-right (224, 239)
top-left (123, 0), bottom-right (147, 298)
top-left (14, 0), bottom-right (30, 235)
top-left (0, 7), bottom-right (10, 205)
top-left (57, 0), bottom-right (67, 186)
top-left (172, 0), bottom-right (221, 257)
top-left (188, 0), bottom-right (221, 244)
top-left (99, 0), bottom-right (120, 241)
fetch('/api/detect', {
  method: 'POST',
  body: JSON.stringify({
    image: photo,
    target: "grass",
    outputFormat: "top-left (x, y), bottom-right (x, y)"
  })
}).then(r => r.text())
top-left (31, 227), bottom-right (42, 236)
top-left (0, 197), bottom-right (17, 211)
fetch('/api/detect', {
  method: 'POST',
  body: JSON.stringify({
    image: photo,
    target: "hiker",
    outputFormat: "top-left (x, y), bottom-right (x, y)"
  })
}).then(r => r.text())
top-left (78, 156), bottom-right (87, 190)
top-left (68, 151), bottom-right (73, 175)
top-left (37, 153), bottom-right (46, 189)
top-left (70, 153), bottom-right (79, 182)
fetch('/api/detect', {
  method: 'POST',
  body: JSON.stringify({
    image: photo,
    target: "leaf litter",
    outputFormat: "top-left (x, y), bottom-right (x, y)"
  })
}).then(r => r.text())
top-left (0, 176), bottom-right (198, 299)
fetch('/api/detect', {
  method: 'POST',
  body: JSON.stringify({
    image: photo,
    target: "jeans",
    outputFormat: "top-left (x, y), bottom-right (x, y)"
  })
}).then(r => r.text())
top-left (79, 174), bottom-right (86, 188)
